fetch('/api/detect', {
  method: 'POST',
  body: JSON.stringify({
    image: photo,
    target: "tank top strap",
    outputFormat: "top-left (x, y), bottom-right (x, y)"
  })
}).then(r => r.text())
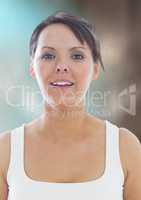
top-left (7, 124), bottom-right (25, 184)
top-left (105, 120), bottom-right (124, 184)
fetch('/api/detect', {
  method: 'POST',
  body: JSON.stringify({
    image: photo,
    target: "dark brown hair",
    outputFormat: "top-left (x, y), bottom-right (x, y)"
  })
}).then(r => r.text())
top-left (29, 10), bottom-right (105, 70)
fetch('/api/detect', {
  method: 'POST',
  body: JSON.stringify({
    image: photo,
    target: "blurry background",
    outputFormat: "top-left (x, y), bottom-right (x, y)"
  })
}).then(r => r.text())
top-left (0, 0), bottom-right (141, 141)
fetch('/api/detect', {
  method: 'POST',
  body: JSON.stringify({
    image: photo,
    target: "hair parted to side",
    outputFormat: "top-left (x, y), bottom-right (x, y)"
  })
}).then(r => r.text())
top-left (29, 10), bottom-right (105, 71)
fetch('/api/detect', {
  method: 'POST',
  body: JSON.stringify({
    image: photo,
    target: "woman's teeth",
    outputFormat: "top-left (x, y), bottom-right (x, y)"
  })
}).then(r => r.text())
top-left (50, 81), bottom-right (74, 87)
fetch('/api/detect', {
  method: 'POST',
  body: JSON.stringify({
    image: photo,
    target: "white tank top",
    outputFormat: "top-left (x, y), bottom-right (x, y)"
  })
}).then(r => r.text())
top-left (7, 120), bottom-right (124, 200)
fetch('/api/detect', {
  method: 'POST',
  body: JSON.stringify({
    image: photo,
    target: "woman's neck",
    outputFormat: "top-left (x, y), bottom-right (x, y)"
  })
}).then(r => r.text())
top-left (37, 102), bottom-right (89, 140)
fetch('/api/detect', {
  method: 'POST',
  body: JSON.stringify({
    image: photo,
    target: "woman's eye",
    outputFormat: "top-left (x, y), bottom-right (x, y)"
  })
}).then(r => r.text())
top-left (41, 53), bottom-right (55, 60)
top-left (71, 54), bottom-right (84, 60)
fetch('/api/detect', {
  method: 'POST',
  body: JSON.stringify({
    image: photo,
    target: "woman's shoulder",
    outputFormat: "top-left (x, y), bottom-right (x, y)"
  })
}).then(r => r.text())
top-left (119, 128), bottom-right (141, 199)
top-left (0, 130), bottom-right (11, 182)
top-left (0, 130), bottom-right (11, 162)
top-left (119, 127), bottom-right (140, 147)
top-left (119, 127), bottom-right (141, 173)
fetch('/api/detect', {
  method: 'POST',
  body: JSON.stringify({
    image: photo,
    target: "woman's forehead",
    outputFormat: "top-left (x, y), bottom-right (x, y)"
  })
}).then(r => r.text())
top-left (37, 23), bottom-right (89, 50)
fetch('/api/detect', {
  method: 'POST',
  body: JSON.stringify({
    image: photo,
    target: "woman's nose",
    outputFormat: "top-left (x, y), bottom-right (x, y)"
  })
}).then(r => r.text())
top-left (55, 65), bottom-right (69, 73)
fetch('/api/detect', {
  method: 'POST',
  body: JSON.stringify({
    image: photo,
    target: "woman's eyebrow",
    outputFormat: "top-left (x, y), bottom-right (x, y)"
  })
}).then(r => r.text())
top-left (69, 46), bottom-right (86, 51)
top-left (41, 46), bottom-right (86, 51)
top-left (41, 46), bottom-right (55, 50)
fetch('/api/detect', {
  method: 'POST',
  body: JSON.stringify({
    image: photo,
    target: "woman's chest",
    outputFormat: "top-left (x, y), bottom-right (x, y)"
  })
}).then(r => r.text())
top-left (24, 134), bottom-right (105, 183)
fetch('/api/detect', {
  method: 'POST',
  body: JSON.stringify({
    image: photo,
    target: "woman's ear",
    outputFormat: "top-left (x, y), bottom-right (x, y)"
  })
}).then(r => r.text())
top-left (29, 59), bottom-right (36, 79)
top-left (92, 62), bottom-right (100, 80)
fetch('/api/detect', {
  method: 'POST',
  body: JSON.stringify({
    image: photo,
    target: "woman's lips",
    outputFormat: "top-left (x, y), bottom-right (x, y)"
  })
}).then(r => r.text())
top-left (49, 83), bottom-right (74, 87)
top-left (49, 80), bottom-right (74, 87)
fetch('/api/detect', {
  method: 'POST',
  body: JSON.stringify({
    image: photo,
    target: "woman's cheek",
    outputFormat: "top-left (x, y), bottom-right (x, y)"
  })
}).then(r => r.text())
top-left (81, 65), bottom-right (92, 81)
top-left (36, 64), bottom-right (49, 81)
top-left (78, 66), bottom-right (92, 92)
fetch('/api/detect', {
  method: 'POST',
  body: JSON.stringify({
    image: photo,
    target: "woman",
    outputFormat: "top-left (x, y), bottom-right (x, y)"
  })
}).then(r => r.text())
top-left (0, 10), bottom-right (141, 200)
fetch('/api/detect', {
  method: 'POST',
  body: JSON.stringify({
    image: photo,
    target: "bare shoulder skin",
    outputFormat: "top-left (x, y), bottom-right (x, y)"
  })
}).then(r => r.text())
top-left (119, 128), bottom-right (141, 200)
top-left (0, 131), bottom-right (11, 200)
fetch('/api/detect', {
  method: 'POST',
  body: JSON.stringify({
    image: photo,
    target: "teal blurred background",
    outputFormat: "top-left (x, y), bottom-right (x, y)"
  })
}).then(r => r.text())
top-left (0, 0), bottom-right (141, 141)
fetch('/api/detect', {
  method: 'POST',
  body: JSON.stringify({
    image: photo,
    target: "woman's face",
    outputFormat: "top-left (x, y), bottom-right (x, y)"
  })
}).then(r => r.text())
top-left (30, 23), bottom-right (99, 108)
